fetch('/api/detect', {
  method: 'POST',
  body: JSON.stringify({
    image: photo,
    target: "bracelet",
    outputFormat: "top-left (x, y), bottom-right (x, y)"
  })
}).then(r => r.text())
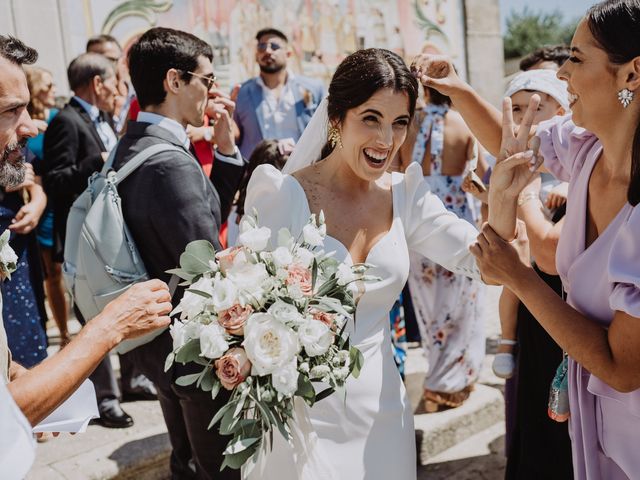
top-left (517, 192), bottom-right (539, 207)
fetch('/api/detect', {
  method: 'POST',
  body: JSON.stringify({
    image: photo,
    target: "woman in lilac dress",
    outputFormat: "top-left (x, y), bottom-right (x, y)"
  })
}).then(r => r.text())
top-left (412, 1), bottom-right (640, 478)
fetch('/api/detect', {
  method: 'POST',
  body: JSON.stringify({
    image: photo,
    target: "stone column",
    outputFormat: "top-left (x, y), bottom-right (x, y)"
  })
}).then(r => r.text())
top-left (463, 0), bottom-right (505, 107)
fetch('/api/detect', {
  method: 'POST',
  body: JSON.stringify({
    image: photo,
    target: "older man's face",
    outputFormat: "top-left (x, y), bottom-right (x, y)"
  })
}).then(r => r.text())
top-left (0, 58), bottom-right (37, 187)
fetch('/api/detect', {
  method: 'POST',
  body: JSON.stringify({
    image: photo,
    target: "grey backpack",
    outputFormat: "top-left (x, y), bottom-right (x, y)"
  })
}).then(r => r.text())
top-left (63, 143), bottom-right (182, 354)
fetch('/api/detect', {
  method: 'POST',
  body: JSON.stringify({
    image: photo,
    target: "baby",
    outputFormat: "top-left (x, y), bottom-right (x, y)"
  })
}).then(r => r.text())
top-left (463, 69), bottom-right (570, 378)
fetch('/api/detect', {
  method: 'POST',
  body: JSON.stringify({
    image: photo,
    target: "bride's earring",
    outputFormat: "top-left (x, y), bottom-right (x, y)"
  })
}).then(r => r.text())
top-left (328, 125), bottom-right (343, 149)
top-left (618, 88), bottom-right (635, 108)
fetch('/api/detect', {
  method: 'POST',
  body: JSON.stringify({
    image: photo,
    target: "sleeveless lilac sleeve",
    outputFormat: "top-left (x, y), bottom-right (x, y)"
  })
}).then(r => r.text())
top-left (536, 115), bottom-right (595, 183)
top-left (609, 206), bottom-right (640, 318)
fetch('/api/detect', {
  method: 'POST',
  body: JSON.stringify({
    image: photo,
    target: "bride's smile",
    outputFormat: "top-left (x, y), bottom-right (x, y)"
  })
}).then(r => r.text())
top-left (328, 87), bottom-right (411, 182)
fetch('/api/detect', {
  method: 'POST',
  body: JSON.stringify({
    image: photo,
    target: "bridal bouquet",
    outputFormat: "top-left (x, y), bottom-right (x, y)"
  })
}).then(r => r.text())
top-left (165, 212), bottom-right (370, 471)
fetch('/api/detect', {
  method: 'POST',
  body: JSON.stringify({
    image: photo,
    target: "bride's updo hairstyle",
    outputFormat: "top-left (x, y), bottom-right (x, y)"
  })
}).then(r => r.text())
top-left (587, 0), bottom-right (640, 205)
top-left (322, 48), bottom-right (419, 158)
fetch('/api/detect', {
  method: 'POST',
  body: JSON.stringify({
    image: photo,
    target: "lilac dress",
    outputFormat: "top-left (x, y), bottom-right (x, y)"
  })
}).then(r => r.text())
top-left (538, 115), bottom-right (640, 479)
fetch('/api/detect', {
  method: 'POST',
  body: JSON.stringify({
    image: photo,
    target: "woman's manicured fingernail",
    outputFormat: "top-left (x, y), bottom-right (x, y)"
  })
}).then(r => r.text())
top-left (524, 150), bottom-right (534, 158)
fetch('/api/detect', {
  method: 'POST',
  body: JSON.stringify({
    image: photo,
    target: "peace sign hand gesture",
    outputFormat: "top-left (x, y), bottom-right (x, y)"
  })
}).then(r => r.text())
top-left (490, 95), bottom-right (545, 199)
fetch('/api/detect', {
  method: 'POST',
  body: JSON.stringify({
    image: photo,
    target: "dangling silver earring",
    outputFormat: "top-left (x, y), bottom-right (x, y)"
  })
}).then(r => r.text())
top-left (618, 88), bottom-right (635, 108)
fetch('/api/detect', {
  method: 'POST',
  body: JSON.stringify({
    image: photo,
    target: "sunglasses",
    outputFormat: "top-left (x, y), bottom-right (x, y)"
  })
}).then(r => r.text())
top-left (257, 41), bottom-right (284, 52)
top-left (187, 71), bottom-right (217, 90)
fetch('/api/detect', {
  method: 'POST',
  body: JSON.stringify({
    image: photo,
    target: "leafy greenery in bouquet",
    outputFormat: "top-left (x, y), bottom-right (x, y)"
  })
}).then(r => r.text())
top-left (165, 212), bottom-right (374, 471)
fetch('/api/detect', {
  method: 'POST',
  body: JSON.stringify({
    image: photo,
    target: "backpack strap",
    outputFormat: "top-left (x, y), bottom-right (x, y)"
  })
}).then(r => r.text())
top-left (112, 144), bottom-right (186, 185)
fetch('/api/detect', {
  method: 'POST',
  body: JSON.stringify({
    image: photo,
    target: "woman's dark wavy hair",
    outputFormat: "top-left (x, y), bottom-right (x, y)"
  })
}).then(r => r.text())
top-left (587, 0), bottom-right (640, 205)
top-left (321, 48), bottom-right (419, 159)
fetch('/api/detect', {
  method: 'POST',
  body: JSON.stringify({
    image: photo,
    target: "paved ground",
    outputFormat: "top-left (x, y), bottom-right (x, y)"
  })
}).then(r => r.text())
top-left (33, 286), bottom-right (506, 479)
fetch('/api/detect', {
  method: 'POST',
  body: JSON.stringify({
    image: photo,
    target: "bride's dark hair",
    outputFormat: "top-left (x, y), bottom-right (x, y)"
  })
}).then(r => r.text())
top-left (322, 48), bottom-right (419, 159)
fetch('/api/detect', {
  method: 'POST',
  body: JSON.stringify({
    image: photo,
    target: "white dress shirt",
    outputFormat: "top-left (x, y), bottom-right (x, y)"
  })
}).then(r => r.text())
top-left (256, 72), bottom-right (301, 142)
top-left (73, 96), bottom-right (118, 152)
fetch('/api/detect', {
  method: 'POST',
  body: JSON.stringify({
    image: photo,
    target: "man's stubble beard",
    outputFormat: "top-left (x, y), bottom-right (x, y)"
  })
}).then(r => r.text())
top-left (0, 140), bottom-right (27, 188)
top-left (259, 62), bottom-right (286, 74)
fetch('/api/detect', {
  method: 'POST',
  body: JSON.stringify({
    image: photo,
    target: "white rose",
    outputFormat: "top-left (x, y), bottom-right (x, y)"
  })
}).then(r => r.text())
top-left (271, 360), bottom-right (299, 397)
top-left (239, 219), bottom-right (271, 252)
top-left (170, 320), bottom-right (202, 350)
top-left (0, 243), bottom-right (17, 266)
top-left (336, 263), bottom-right (356, 286)
top-left (267, 300), bottom-right (305, 326)
top-left (277, 228), bottom-right (294, 249)
top-left (294, 247), bottom-right (315, 268)
top-left (226, 260), bottom-right (269, 293)
top-left (211, 274), bottom-right (238, 312)
top-left (243, 313), bottom-right (300, 375)
top-left (176, 277), bottom-right (216, 319)
top-left (271, 246), bottom-right (294, 268)
top-left (199, 322), bottom-right (229, 359)
top-left (287, 283), bottom-right (305, 300)
top-left (298, 321), bottom-right (333, 356)
top-left (302, 223), bottom-right (325, 247)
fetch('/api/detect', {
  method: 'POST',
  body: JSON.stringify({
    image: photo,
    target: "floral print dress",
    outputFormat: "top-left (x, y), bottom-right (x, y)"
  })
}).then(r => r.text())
top-left (407, 104), bottom-right (485, 394)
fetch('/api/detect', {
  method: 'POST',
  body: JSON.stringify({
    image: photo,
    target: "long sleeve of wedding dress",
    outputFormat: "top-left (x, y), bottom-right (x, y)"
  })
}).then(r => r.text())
top-left (399, 163), bottom-right (481, 280)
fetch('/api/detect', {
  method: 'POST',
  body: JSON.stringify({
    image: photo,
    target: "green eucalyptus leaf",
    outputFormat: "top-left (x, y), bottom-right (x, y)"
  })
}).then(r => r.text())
top-left (208, 399), bottom-right (237, 430)
top-left (349, 346), bottom-right (365, 379)
top-left (175, 339), bottom-right (201, 364)
top-left (188, 289), bottom-right (213, 299)
top-left (220, 441), bottom-right (260, 471)
top-left (296, 374), bottom-right (315, 404)
top-left (175, 373), bottom-right (201, 386)
top-left (211, 381), bottom-right (221, 400)
top-left (315, 386), bottom-right (335, 402)
top-left (165, 267), bottom-right (195, 281)
top-left (164, 352), bottom-right (175, 373)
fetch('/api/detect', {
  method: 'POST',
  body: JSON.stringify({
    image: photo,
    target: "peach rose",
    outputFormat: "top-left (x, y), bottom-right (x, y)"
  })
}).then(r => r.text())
top-left (309, 308), bottom-right (336, 331)
top-left (286, 263), bottom-right (313, 296)
top-left (215, 246), bottom-right (244, 274)
top-left (218, 304), bottom-right (253, 336)
top-left (214, 347), bottom-right (252, 390)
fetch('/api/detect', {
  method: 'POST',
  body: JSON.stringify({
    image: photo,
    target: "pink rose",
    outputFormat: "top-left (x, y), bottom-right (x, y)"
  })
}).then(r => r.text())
top-left (309, 308), bottom-right (336, 331)
top-left (218, 304), bottom-right (253, 336)
top-left (214, 347), bottom-right (252, 390)
top-left (215, 246), bottom-right (244, 274)
top-left (286, 263), bottom-right (313, 296)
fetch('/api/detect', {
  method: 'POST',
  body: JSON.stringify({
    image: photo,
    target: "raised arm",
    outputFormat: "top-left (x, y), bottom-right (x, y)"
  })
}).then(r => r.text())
top-left (410, 55), bottom-right (503, 156)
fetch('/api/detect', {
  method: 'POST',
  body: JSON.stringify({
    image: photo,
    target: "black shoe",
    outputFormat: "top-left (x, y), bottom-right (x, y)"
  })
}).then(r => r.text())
top-left (92, 398), bottom-right (134, 429)
top-left (122, 374), bottom-right (158, 402)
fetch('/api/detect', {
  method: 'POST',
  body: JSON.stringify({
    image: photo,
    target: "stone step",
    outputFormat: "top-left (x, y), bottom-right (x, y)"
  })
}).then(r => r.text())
top-left (418, 421), bottom-right (506, 479)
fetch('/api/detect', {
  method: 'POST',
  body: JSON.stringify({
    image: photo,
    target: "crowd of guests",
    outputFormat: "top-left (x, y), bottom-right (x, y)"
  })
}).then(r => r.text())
top-left (1, 0), bottom-right (640, 478)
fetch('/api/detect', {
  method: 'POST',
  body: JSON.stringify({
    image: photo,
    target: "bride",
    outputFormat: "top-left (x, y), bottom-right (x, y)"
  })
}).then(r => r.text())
top-left (244, 48), bottom-right (535, 479)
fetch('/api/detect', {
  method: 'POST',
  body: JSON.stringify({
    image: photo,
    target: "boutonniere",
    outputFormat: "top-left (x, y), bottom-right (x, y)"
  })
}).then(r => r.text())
top-left (301, 88), bottom-right (314, 109)
top-left (0, 230), bottom-right (17, 281)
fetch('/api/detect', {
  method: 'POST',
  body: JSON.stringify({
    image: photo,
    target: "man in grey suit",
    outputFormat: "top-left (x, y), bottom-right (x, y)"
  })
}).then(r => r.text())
top-left (233, 27), bottom-right (326, 158)
top-left (112, 27), bottom-right (245, 479)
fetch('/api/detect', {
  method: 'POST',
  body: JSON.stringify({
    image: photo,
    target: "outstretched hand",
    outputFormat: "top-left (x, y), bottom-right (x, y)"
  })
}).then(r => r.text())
top-left (490, 96), bottom-right (544, 199)
top-left (96, 280), bottom-right (172, 343)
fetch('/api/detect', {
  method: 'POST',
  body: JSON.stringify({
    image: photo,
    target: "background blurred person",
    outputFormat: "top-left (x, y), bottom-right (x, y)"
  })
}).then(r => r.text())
top-left (399, 86), bottom-right (487, 412)
top-left (519, 44), bottom-right (571, 72)
top-left (233, 27), bottom-right (325, 158)
top-left (86, 34), bottom-right (133, 133)
top-left (24, 66), bottom-right (69, 347)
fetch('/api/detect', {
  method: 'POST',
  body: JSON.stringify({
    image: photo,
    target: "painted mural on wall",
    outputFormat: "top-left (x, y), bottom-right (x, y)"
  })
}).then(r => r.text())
top-left (65, 0), bottom-right (467, 88)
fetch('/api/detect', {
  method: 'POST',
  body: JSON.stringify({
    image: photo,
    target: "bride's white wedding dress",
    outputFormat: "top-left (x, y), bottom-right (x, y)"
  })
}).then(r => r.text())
top-left (244, 162), bottom-right (480, 480)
